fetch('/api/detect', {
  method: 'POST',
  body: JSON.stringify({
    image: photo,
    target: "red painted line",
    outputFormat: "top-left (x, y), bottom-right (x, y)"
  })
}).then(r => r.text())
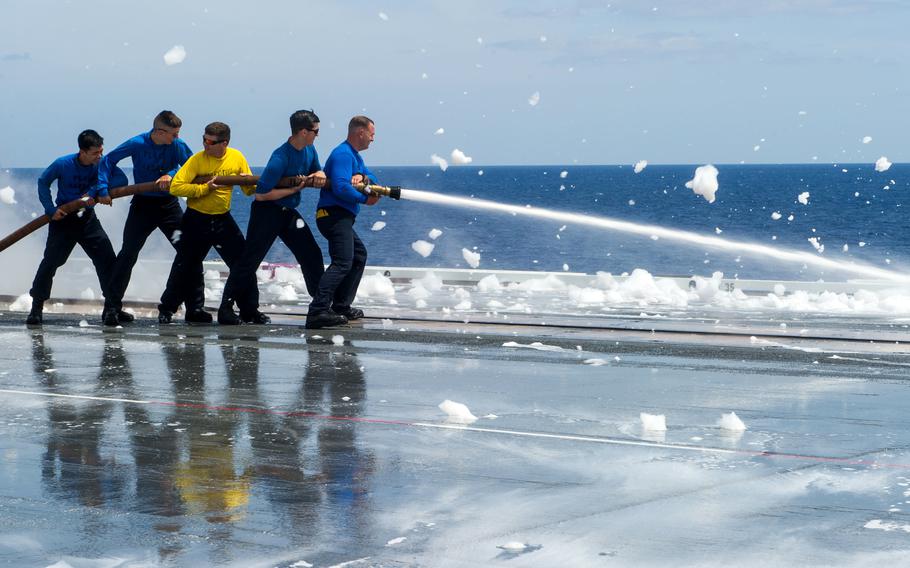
top-left (155, 399), bottom-right (909, 469)
top-left (3, 388), bottom-right (907, 469)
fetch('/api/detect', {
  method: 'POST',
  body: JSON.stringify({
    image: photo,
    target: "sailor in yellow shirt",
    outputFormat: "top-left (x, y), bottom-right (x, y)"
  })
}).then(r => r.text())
top-left (157, 122), bottom-right (259, 324)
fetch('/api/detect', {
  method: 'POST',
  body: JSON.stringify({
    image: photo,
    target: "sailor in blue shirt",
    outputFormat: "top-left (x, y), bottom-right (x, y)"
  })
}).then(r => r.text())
top-left (96, 110), bottom-right (199, 326)
top-left (305, 115), bottom-right (382, 329)
top-left (27, 129), bottom-right (127, 325)
top-left (218, 110), bottom-right (327, 325)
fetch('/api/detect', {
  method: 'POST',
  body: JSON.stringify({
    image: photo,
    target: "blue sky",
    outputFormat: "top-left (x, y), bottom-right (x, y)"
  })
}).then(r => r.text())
top-left (1, 0), bottom-right (908, 167)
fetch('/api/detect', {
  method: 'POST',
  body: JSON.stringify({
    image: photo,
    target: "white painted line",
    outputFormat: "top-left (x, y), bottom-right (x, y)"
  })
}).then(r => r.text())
top-left (0, 389), bottom-right (863, 463)
top-left (412, 422), bottom-right (742, 455)
top-left (325, 558), bottom-right (372, 568)
top-left (0, 388), bottom-right (740, 455)
top-left (0, 388), bottom-right (151, 405)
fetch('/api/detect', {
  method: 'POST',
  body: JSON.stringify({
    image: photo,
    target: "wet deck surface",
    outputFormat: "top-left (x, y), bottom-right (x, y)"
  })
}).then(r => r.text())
top-left (2, 312), bottom-right (910, 567)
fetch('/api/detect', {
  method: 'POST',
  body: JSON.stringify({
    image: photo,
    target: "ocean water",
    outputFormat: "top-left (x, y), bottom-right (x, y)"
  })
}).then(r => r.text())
top-left (2, 163), bottom-right (907, 282)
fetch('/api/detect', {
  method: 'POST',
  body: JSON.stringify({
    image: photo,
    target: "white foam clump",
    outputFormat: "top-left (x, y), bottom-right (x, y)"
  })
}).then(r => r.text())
top-left (862, 135), bottom-right (872, 144)
top-left (559, 170), bottom-right (568, 179)
top-left (80, 288), bottom-right (96, 301)
top-left (430, 154), bottom-right (448, 171)
top-left (331, 335), bottom-right (344, 345)
top-left (267, 283), bottom-right (298, 301)
top-left (633, 160), bottom-right (648, 174)
top-left (0, 186), bottom-right (17, 204)
top-left (875, 156), bottom-right (892, 172)
top-left (434, 127), bottom-right (444, 135)
top-left (685, 165), bottom-right (719, 203)
top-left (163, 45), bottom-right (187, 66)
top-left (378, 11), bottom-right (389, 20)
top-left (470, 267), bottom-right (910, 316)
top-left (428, 228), bottom-right (443, 240)
top-left (412, 240), bottom-right (435, 257)
top-left (865, 520), bottom-right (910, 533)
top-left (408, 284), bottom-right (431, 301)
top-left (79, 319), bottom-right (90, 328)
top-left (528, 91), bottom-right (540, 106)
top-left (371, 221), bottom-right (386, 231)
top-left (450, 149), bottom-right (473, 165)
top-left (170, 229), bottom-right (182, 244)
top-left (498, 542), bottom-right (528, 553)
top-left (808, 237), bottom-right (824, 253)
top-left (462, 248), bottom-right (481, 268)
top-left (476, 274), bottom-right (501, 292)
top-left (354, 272), bottom-right (395, 299)
top-left (296, 218), bottom-right (305, 229)
top-left (9, 293), bottom-right (31, 311)
top-left (416, 271), bottom-right (444, 291)
top-left (717, 411), bottom-right (747, 431)
top-left (771, 211), bottom-right (782, 220)
top-left (273, 266), bottom-right (306, 288)
top-left (640, 412), bottom-right (667, 431)
top-left (438, 399), bottom-right (478, 424)
top-left (797, 191), bottom-right (810, 205)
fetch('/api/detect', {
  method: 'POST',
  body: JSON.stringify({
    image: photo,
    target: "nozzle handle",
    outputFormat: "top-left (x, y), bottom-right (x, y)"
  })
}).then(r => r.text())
top-left (354, 183), bottom-right (402, 200)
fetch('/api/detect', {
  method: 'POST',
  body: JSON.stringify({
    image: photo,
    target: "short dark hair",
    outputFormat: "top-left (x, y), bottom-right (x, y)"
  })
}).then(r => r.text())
top-left (77, 129), bottom-right (103, 151)
top-left (348, 115), bottom-right (374, 134)
top-left (204, 121), bottom-right (231, 142)
top-left (153, 110), bottom-right (182, 130)
top-left (290, 109), bottom-right (320, 135)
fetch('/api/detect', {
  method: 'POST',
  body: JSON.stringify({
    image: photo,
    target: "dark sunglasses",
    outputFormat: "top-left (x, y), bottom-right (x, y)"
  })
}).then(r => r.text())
top-left (303, 127), bottom-right (319, 135)
top-left (203, 137), bottom-right (227, 145)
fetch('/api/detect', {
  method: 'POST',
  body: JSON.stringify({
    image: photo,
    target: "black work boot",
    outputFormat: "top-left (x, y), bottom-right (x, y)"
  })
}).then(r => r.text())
top-left (117, 310), bottom-right (135, 323)
top-left (241, 310), bottom-right (271, 325)
top-left (102, 306), bottom-right (119, 327)
top-left (305, 311), bottom-right (348, 329)
top-left (333, 306), bottom-right (364, 321)
top-left (218, 303), bottom-right (241, 325)
top-left (185, 308), bottom-right (213, 324)
top-left (26, 300), bottom-right (43, 326)
top-left (158, 310), bottom-right (174, 324)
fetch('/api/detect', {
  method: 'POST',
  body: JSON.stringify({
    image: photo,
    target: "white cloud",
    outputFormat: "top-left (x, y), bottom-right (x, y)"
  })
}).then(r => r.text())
top-left (450, 149), bottom-right (473, 165)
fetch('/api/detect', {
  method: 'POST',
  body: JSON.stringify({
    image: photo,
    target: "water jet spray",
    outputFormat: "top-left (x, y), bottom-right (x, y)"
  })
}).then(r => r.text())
top-left (390, 187), bottom-right (910, 284)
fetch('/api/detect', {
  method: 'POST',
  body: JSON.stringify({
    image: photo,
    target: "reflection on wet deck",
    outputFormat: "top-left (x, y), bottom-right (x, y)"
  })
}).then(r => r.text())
top-left (3, 317), bottom-right (910, 566)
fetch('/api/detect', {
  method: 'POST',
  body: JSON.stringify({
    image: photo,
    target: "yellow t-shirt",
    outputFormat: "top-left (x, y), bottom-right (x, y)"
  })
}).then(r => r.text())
top-left (169, 147), bottom-right (256, 215)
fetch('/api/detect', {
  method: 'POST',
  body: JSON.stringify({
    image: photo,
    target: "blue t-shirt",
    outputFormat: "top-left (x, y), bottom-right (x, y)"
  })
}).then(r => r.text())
top-left (257, 142), bottom-right (322, 209)
top-left (37, 154), bottom-right (127, 216)
top-left (317, 141), bottom-right (377, 216)
top-left (97, 130), bottom-right (193, 197)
